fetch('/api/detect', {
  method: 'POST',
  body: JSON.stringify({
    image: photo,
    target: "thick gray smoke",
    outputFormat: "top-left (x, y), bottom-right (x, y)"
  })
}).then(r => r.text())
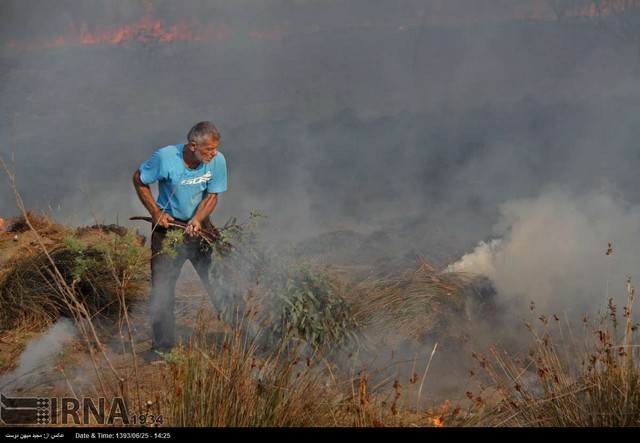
top-left (1, 1), bottom-right (640, 320)
top-left (451, 186), bottom-right (640, 321)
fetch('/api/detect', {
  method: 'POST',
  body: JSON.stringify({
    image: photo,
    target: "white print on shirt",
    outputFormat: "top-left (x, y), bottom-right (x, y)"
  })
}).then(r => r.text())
top-left (180, 171), bottom-right (212, 186)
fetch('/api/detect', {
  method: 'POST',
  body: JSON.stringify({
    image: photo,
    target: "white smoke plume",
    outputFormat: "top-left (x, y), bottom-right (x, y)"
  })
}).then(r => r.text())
top-left (450, 186), bottom-right (640, 321)
top-left (0, 318), bottom-right (77, 393)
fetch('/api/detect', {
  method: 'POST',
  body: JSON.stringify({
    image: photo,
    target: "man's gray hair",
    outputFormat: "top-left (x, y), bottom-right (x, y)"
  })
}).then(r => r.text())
top-left (187, 121), bottom-right (221, 145)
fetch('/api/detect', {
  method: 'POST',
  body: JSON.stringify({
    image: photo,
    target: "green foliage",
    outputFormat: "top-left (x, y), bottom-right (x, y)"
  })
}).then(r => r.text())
top-left (159, 229), bottom-right (184, 259)
top-left (101, 227), bottom-right (147, 278)
top-left (201, 211), bottom-right (360, 350)
top-left (71, 256), bottom-right (100, 282)
top-left (161, 348), bottom-right (184, 366)
top-left (1, 222), bottom-right (149, 331)
top-left (63, 235), bottom-right (87, 253)
top-left (204, 212), bottom-right (267, 310)
top-left (216, 211), bottom-right (266, 251)
top-left (66, 228), bottom-right (146, 283)
top-left (115, 228), bottom-right (146, 262)
top-left (273, 264), bottom-right (360, 349)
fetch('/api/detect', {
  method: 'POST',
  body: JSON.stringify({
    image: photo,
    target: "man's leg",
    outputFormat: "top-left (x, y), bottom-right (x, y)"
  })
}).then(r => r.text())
top-left (150, 227), bottom-right (186, 350)
top-left (189, 238), bottom-right (245, 324)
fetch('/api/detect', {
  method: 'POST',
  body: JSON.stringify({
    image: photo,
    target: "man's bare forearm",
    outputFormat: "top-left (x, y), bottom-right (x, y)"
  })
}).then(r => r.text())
top-left (192, 193), bottom-right (219, 224)
top-left (133, 169), bottom-right (161, 217)
top-left (133, 169), bottom-right (174, 228)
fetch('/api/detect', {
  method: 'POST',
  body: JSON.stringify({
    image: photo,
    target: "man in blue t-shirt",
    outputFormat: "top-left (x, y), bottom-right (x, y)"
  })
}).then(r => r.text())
top-left (133, 121), bottom-right (234, 356)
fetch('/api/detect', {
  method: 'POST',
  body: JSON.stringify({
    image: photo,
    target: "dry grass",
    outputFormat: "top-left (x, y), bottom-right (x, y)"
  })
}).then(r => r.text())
top-left (0, 323), bottom-right (42, 374)
top-left (350, 256), bottom-right (472, 341)
top-left (162, 308), bottom-right (471, 427)
top-left (6, 209), bottom-right (639, 428)
top-left (473, 281), bottom-right (640, 427)
top-left (164, 310), bottom-right (340, 427)
top-left (5, 211), bottom-right (64, 235)
top-left (1, 153), bottom-right (155, 412)
top-left (0, 213), bottom-right (149, 331)
top-left (0, 210), bottom-right (484, 428)
top-left (0, 155), bottom-right (487, 428)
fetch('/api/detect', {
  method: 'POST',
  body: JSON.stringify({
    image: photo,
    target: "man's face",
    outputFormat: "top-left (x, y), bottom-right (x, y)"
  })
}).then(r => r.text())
top-left (192, 137), bottom-right (220, 164)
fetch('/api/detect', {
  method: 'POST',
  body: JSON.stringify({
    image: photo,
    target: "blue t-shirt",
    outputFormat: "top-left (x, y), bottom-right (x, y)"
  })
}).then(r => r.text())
top-left (139, 144), bottom-right (227, 221)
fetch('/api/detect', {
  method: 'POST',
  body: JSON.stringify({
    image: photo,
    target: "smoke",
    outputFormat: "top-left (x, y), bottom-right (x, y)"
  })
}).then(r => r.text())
top-left (0, 318), bottom-right (77, 393)
top-left (1, 1), bottom-right (639, 243)
top-left (2, 0), bottom-right (640, 386)
top-left (451, 186), bottom-right (640, 322)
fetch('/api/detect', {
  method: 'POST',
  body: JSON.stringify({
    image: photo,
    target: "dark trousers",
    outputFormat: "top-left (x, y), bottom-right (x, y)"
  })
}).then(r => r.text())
top-left (150, 225), bottom-right (224, 350)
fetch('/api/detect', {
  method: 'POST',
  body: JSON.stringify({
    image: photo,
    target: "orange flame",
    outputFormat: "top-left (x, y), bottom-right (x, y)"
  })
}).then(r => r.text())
top-left (427, 399), bottom-right (452, 427)
top-left (0, 218), bottom-right (5, 233)
top-left (6, 0), bottom-right (230, 50)
top-left (8, 0), bottom-right (640, 51)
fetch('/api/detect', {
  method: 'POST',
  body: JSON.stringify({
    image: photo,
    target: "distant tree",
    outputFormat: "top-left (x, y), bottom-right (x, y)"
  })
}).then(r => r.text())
top-left (548, 0), bottom-right (640, 42)
top-left (547, 0), bottom-right (591, 23)
top-left (599, 0), bottom-right (640, 42)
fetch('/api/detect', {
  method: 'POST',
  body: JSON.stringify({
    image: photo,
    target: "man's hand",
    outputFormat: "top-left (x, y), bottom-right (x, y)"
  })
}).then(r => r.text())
top-left (187, 193), bottom-right (218, 237)
top-left (133, 170), bottom-right (174, 229)
top-left (185, 219), bottom-right (202, 237)
top-left (152, 211), bottom-right (174, 228)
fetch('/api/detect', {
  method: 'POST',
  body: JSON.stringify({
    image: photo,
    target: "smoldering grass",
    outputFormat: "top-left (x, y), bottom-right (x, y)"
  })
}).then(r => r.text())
top-left (472, 279), bottom-right (640, 427)
top-left (350, 256), bottom-right (472, 341)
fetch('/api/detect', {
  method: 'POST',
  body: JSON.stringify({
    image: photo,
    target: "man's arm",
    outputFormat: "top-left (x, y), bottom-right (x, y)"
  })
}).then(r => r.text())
top-left (132, 169), bottom-right (173, 228)
top-left (185, 193), bottom-right (219, 236)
